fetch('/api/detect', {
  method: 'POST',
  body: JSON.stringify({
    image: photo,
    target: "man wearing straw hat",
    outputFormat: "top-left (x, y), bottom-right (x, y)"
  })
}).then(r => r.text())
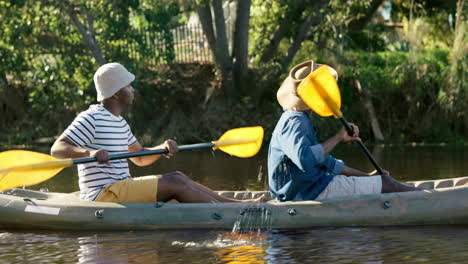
top-left (268, 61), bottom-right (418, 202)
top-left (51, 62), bottom-right (265, 204)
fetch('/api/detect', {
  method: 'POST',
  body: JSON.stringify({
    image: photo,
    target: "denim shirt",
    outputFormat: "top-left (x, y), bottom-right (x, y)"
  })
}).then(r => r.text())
top-left (268, 110), bottom-right (345, 201)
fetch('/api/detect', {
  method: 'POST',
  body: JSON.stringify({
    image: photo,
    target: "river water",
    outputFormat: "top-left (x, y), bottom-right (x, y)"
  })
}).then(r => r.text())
top-left (1, 145), bottom-right (467, 263)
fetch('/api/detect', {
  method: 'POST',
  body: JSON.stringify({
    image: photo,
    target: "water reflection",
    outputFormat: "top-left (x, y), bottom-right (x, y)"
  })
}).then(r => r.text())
top-left (78, 234), bottom-right (162, 263)
top-left (215, 245), bottom-right (267, 264)
top-left (0, 231), bottom-right (80, 263)
top-left (2, 226), bottom-right (468, 263)
top-left (264, 228), bottom-right (387, 263)
top-left (265, 227), bottom-right (468, 264)
top-left (0, 146), bottom-right (467, 263)
top-left (213, 232), bottom-right (268, 263)
top-left (77, 231), bottom-right (270, 264)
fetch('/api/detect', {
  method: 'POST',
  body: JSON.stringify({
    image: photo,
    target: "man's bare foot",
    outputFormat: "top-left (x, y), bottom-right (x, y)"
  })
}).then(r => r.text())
top-left (241, 194), bottom-right (268, 203)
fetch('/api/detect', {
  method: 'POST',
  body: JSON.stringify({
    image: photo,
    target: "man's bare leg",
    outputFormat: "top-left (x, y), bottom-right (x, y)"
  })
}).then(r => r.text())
top-left (381, 174), bottom-right (420, 193)
top-left (156, 171), bottom-right (266, 203)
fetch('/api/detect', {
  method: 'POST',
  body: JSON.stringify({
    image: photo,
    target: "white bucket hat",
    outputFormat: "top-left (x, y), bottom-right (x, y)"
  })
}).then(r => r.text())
top-left (277, 60), bottom-right (338, 111)
top-left (93, 63), bottom-right (135, 101)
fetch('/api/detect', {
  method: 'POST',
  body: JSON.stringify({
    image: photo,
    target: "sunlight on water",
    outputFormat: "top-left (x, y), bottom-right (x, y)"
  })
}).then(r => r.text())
top-left (171, 232), bottom-right (267, 249)
top-left (215, 244), bottom-right (267, 264)
top-left (172, 232), bottom-right (269, 263)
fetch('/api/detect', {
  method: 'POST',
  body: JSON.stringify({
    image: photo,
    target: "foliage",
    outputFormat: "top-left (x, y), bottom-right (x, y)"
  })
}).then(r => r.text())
top-left (0, 0), bottom-right (182, 144)
top-left (445, 0), bottom-right (467, 128)
top-left (249, 0), bottom-right (289, 63)
top-left (294, 45), bottom-right (466, 143)
top-left (0, 0), bottom-right (466, 147)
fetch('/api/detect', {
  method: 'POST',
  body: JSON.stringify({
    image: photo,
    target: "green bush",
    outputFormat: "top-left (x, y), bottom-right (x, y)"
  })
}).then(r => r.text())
top-left (290, 44), bottom-right (465, 143)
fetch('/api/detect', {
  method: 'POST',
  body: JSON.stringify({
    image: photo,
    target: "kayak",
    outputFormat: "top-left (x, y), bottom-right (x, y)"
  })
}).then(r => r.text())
top-left (1, 176), bottom-right (468, 230)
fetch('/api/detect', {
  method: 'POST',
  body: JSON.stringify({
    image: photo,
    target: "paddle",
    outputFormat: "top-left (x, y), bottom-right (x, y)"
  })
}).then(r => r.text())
top-left (297, 66), bottom-right (385, 174)
top-left (0, 126), bottom-right (264, 191)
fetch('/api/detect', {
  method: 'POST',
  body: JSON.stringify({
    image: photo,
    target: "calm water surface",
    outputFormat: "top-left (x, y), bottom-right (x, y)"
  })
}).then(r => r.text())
top-left (1, 145), bottom-right (467, 263)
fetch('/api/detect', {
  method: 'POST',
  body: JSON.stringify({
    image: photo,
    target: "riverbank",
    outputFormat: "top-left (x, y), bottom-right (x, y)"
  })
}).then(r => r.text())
top-left (1, 49), bottom-right (466, 147)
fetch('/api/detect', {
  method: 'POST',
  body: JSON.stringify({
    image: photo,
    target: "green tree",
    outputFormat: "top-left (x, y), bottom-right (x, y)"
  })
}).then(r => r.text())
top-left (0, 0), bottom-right (182, 143)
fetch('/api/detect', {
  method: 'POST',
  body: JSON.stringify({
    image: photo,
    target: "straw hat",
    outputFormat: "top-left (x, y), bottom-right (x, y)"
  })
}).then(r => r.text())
top-left (277, 60), bottom-right (338, 111)
top-left (94, 63), bottom-right (135, 101)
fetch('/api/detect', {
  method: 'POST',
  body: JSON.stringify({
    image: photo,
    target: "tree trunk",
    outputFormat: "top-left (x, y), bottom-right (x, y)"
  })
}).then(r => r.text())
top-left (194, 3), bottom-right (219, 103)
top-left (353, 78), bottom-right (384, 141)
top-left (232, 0), bottom-right (251, 94)
top-left (280, 13), bottom-right (316, 72)
top-left (259, 22), bottom-right (288, 63)
top-left (195, 0), bottom-right (237, 98)
top-left (259, 0), bottom-right (307, 63)
top-left (212, 0), bottom-right (231, 65)
top-left (194, 3), bottom-right (217, 52)
top-left (212, 0), bottom-right (235, 96)
top-left (348, 0), bottom-right (385, 32)
top-left (280, 0), bottom-right (330, 71)
top-left (65, 3), bottom-right (106, 65)
top-left (0, 72), bottom-right (24, 122)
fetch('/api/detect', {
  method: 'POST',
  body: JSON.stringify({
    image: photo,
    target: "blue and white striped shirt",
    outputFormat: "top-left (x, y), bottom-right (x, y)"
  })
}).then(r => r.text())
top-left (63, 104), bottom-right (137, 201)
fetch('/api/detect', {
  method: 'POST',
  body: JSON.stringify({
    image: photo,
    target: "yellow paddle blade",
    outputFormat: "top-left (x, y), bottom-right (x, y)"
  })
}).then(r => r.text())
top-left (0, 150), bottom-right (73, 191)
top-left (213, 126), bottom-right (264, 158)
top-left (297, 65), bottom-right (343, 118)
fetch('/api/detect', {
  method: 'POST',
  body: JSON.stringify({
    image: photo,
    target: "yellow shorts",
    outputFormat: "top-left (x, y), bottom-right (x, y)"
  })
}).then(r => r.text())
top-left (95, 175), bottom-right (161, 203)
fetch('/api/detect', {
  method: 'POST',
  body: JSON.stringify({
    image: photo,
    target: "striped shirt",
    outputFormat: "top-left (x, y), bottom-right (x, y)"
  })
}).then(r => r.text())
top-left (63, 104), bottom-right (137, 201)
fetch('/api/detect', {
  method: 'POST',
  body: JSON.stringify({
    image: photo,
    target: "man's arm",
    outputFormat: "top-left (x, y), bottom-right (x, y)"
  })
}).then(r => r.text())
top-left (341, 166), bottom-right (371, 176)
top-left (128, 139), bottom-right (178, 167)
top-left (51, 135), bottom-right (92, 159)
top-left (51, 135), bottom-right (109, 164)
top-left (320, 123), bottom-right (390, 176)
top-left (321, 123), bottom-right (360, 156)
top-left (341, 166), bottom-right (390, 176)
top-left (317, 123), bottom-right (360, 174)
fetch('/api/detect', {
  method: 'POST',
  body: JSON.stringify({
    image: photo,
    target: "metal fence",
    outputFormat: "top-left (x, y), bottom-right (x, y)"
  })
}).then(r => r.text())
top-left (109, 24), bottom-right (213, 65)
top-left (170, 24), bottom-right (213, 63)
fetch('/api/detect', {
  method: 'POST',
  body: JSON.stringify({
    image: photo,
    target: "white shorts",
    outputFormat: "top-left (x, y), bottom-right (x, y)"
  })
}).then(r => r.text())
top-left (315, 175), bottom-right (382, 200)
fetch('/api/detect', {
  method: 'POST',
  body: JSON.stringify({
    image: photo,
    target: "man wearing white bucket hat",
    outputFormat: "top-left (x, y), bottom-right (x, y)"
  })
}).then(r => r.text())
top-left (51, 63), bottom-right (264, 203)
top-left (268, 60), bottom-right (418, 202)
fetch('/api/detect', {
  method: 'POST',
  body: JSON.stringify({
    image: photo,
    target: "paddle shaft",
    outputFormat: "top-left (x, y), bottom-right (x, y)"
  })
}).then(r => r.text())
top-left (338, 117), bottom-right (384, 175)
top-left (72, 142), bottom-right (215, 165)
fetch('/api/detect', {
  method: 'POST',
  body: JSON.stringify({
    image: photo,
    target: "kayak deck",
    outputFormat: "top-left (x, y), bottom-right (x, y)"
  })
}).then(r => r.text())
top-left (220, 176), bottom-right (468, 200)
